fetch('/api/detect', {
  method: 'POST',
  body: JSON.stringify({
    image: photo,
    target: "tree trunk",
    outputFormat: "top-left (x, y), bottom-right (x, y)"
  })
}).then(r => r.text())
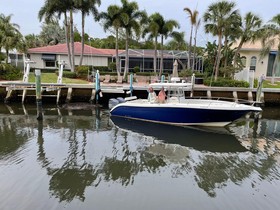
top-left (192, 25), bottom-right (198, 71)
top-left (79, 12), bottom-right (85, 66)
top-left (189, 25), bottom-right (193, 71)
top-left (70, 9), bottom-right (75, 72)
top-left (233, 40), bottom-right (244, 68)
top-left (154, 37), bottom-right (158, 74)
top-left (224, 36), bottom-right (229, 68)
top-left (123, 29), bottom-right (129, 79)
top-left (115, 28), bottom-right (120, 77)
top-left (64, 12), bottom-right (72, 70)
top-left (215, 34), bottom-right (223, 81)
top-left (160, 35), bottom-right (164, 77)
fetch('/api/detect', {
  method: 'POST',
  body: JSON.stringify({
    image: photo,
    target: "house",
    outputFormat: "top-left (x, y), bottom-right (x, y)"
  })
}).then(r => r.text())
top-left (27, 42), bottom-right (120, 70)
top-left (27, 42), bottom-right (203, 74)
top-left (118, 49), bottom-right (203, 73)
top-left (233, 40), bottom-right (280, 79)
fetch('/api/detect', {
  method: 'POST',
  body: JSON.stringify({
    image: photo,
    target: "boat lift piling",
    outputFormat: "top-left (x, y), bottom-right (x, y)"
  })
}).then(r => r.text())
top-left (94, 70), bottom-right (101, 104)
top-left (22, 59), bottom-right (35, 103)
top-left (56, 61), bottom-right (65, 104)
top-left (161, 75), bottom-right (165, 83)
top-left (256, 74), bottom-right (265, 105)
top-left (35, 69), bottom-right (43, 121)
top-left (190, 73), bottom-right (195, 97)
top-left (129, 73), bottom-right (133, 96)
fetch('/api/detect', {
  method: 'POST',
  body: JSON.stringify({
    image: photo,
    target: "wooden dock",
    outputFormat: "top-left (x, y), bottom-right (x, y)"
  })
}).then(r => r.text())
top-left (1, 81), bottom-right (280, 105)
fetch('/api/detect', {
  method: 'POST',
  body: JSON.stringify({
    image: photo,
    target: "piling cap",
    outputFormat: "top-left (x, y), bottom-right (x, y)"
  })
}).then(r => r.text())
top-left (35, 69), bottom-right (41, 76)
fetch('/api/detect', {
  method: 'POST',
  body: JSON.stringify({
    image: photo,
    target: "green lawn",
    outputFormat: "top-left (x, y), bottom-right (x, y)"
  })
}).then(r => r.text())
top-left (263, 80), bottom-right (280, 88)
top-left (28, 73), bottom-right (89, 84)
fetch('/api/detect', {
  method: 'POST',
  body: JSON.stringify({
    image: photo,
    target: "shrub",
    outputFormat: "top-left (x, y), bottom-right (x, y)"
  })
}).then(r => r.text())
top-left (98, 71), bottom-right (118, 76)
top-left (75, 65), bottom-right (89, 79)
top-left (63, 71), bottom-right (77, 78)
top-left (94, 66), bottom-right (109, 72)
top-left (203, 77), bottom-right (250, 87)
top-left (179, 70), bottom-right (205, 78)
top-left (133, 66), bottom-right (140, 73)
top-left (0, 63), bottom-right (22, 80)
top-left (108, 62), bottom-right (116, 71)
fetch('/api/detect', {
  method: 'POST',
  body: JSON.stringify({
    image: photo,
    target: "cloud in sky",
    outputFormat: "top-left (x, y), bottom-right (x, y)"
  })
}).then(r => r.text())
top-left (1, 0), bottom-right (279, 46)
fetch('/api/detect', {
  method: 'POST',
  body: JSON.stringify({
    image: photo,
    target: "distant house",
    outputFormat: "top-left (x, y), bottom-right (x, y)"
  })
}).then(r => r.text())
top-left (27, 42), bottom-right (120, 70)
top-left (27, 42), bottom-right (202, 74)
top-left (233, 40), bottom-right (280, 78)
top-left (118, 49), bottom-right (203, 73)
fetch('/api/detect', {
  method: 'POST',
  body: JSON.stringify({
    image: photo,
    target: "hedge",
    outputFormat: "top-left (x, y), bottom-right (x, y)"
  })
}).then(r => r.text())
top-left (204, 78), bottom-right (250, 87)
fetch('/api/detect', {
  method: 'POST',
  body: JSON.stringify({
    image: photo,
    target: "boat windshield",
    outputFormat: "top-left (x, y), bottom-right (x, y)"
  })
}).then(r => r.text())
top-left (168, 86), bottom-right (185, 98)
top-left (149, 82), bottom-right (189, 101)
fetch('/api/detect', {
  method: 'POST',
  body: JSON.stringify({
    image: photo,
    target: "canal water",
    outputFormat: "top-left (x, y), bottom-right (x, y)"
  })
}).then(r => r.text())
top-left (0, 104), bottom-right (279, 210)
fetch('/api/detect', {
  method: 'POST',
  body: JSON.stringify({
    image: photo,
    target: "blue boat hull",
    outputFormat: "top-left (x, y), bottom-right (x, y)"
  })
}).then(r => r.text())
top-left (110, 105), bottom-right (250, 126)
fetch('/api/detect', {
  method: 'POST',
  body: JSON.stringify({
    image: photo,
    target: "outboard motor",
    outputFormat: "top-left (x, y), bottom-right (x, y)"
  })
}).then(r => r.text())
top-left (108, 97), bottom-right (125, 109)
top-left (108, 98), bottom-right (119, 110)
top-left (117, 97), bottom-right (125, 103)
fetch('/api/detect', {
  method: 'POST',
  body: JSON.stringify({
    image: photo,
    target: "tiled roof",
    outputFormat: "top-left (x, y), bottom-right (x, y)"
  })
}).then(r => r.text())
top-left (28, 42), bottom-right (124, 56)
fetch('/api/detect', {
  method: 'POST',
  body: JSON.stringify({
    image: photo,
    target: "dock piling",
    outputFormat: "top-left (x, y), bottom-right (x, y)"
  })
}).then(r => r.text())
top-left (95, 70), bottom-right (101, 104)
top-left (35, 69), bottom-right (43, 121)
top-left (129, 73), bottom-right (133, 96)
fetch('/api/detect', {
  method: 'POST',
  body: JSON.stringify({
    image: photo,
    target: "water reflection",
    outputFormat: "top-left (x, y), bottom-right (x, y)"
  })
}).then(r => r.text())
top-left (0, 116), bottom-right (29, 157)
top-left (110, 116), bottom-right (247, 153)
top-left (0, 104), bottom-right (280, 209)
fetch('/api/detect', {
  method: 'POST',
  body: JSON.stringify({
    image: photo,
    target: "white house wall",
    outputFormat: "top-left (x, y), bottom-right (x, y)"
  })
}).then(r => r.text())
top-left (58, 55), bottom-right (108, 69)
top-left (240, 50), bottom-right (268, 78)
top-left (29, 54), bottom-right (109, 70)
top-left (29, 54), bottom-right (45, 69)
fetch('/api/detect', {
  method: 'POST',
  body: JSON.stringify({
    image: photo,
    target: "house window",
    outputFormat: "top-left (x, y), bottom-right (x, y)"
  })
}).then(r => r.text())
top-left (250, 56), bottom-right (257, 71)
top-left (42, 54), bottom-right (56, 68)
top-left (45, 61), bottom-right (56, 67)
top-left (241, 56), bottom-right (246, 68)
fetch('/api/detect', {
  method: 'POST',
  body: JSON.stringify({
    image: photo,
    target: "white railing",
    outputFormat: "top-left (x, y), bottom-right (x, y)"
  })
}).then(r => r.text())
top-left (234, 68), bottom-right (255, 88)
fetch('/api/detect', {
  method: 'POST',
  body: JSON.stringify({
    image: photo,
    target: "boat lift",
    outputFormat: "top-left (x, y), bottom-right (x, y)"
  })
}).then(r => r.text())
top-left (4, 60), bottom-right (67, 104)
top-left (22, 59), bottom-right (36, 102)
top-left (4, 59), bottom-right (35, 103)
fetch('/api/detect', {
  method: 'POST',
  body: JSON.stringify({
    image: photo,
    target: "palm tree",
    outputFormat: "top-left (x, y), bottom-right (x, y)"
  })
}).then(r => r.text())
top-left (203, 1), bottom-right (238, 81)
top-left (233, 12), bottom-right (262, 67)
top-left (260, 14), bottom-right (280, 84)
top-left (38, 0), bottom-right (76, 72)
top-left (223, 11), bottom-right (241, 68)
top-left (184, 7), bottom-right (199, 71)
top-left (99, 5), bottom-right (124, 77)
top-left (40, 18), bottom-right (65, 45)
top-left (75, 0), bottom-right (101, 66)
top-left (119, 0), bottom-right (147, 79)
top-left (192, 18), bottom-right (201, 71)
top-left (142, 13), bottom-right (164, 74)
top-left (0, 14), bottom-right (22, 63)
top-left (158, 18), bottom-right (179, 76)
top-left (24, 34), bottom-right (43, 50)
top-left (166, 31), bottom-right (187, 50)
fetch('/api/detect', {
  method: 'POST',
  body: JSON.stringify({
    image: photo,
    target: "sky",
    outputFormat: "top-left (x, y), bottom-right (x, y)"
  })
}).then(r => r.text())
top-left (1, 0), bottom-right (280, 46)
